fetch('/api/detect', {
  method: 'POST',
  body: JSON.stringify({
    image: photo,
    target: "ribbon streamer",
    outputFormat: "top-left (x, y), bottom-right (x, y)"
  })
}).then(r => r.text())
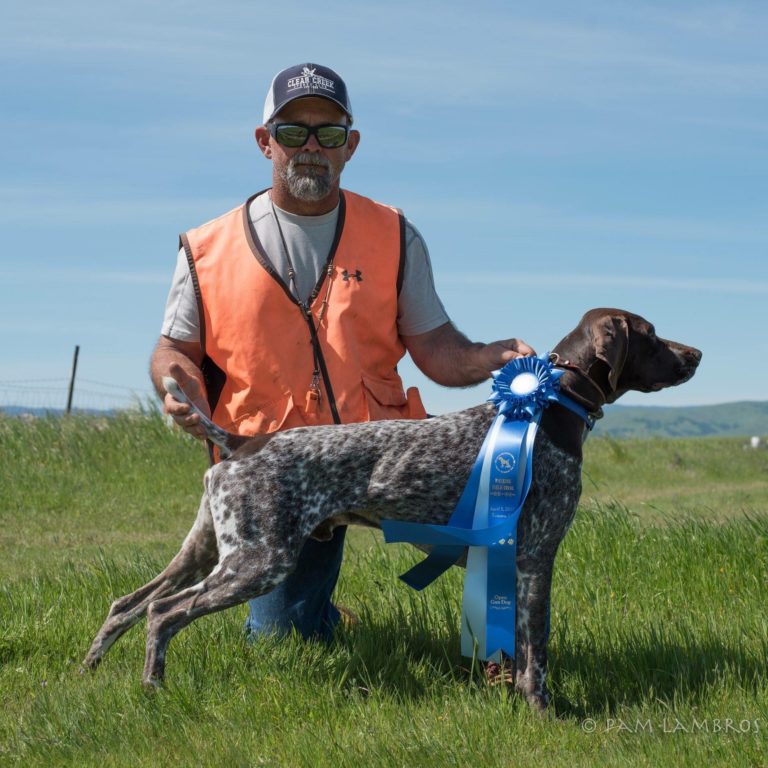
top-left (381, 353), bottom-right (593, 661)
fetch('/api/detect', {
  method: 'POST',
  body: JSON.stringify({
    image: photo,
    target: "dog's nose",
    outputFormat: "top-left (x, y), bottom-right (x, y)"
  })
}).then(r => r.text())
top-left (675, 344), bottom-right (702, 366)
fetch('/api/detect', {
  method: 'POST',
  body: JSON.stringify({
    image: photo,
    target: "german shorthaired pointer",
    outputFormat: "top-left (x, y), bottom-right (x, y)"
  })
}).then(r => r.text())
top-left (82, 308), bottom-right (700, 708)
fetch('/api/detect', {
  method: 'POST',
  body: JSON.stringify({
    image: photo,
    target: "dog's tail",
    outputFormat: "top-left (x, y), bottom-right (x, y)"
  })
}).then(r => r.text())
top-left (162, 376), bottom-right (249, 459)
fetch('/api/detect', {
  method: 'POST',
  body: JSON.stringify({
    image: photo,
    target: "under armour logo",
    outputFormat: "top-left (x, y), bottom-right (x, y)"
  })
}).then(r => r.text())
top-left (341, 269), bottom-right (363, 282)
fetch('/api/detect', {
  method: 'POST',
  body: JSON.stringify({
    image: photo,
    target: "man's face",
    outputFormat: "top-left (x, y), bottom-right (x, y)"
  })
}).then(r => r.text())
top-left (257, 97), bottom-right (359, 205)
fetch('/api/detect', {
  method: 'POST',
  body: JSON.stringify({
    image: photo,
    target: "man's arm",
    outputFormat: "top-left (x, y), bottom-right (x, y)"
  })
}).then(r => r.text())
top-left (150, 335), bottom-right (210, 438)
top-left (402, 322), bottom-right (535, 387)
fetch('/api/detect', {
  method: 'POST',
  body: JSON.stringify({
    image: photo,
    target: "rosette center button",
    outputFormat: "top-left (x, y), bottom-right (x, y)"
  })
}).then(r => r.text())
top-left (510, 372), bottom-right (539, 396)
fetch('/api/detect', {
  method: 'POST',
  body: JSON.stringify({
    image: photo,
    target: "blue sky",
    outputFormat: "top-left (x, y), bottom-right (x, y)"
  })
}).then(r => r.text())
top-left (1, 1), bottom-right (766, 413)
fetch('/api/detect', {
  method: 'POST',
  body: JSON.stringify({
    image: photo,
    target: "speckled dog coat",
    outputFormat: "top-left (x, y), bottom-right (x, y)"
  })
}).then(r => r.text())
top-left (82, 308), bottom-right (701, 709)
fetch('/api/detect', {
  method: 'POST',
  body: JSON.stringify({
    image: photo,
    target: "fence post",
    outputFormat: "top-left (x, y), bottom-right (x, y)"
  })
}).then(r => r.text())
top-left (66, 345), bottom-right (80, 414)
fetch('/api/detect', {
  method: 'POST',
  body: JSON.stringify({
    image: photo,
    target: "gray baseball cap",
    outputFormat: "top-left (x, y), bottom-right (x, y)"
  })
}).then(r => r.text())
top-left (263, 63), bottom-right (353, 123)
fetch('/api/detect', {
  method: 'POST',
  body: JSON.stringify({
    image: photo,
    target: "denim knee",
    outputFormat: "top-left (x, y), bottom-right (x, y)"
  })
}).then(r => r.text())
top-left (245, 526), bottom-right (346, 642)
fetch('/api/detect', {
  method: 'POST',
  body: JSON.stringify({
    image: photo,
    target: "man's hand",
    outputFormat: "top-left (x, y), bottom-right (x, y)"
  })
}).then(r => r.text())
top-left (150, 336), bottom-right (210, 439)
top-left (163, 362), bottom-right (211, 439)
top-left (403, 323), bottom-right (536, 387)
top-left (482, 338), bottom-right (536, 372)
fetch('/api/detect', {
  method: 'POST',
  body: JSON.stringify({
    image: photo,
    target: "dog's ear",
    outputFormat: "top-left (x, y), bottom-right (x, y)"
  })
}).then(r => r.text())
top-left (590, 314), bottom-right (629, 392)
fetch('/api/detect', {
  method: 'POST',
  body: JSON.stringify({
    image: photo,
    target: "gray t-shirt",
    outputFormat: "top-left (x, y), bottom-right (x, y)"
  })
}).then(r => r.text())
top-left (161, 192), bottom-right (449, 342)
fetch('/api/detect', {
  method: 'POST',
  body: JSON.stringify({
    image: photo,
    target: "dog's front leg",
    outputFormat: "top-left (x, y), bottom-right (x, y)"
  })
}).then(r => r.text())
top-left (514, 559), bottom-right (555, 710)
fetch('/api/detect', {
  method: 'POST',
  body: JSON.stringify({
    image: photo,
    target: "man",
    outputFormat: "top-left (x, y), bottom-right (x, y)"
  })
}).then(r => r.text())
top-left (151, 63), bottom-right (534, 642)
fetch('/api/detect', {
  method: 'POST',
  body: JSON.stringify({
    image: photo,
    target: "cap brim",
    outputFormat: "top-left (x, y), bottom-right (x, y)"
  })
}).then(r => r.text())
top-left (266, 94), bottom-right (352, 123)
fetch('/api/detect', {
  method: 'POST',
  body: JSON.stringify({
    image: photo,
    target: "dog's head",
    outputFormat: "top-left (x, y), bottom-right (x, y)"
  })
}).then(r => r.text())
top-left (554, 308), bottom-right (702, 405)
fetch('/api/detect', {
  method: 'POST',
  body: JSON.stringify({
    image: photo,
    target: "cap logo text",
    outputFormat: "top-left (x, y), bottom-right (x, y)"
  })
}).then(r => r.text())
top-left (287, 66), bottom-right (335, 94)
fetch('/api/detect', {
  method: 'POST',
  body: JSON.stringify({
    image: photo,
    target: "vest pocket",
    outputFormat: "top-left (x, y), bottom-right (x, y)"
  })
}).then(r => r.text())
top-left (228, 392), bottom-right (303, 434)
top-left (360, 374), bottom-right (411, 420)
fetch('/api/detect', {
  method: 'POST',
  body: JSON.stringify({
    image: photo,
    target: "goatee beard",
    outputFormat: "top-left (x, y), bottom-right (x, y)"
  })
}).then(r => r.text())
top-left (280, 153), bottom-right (339, 202)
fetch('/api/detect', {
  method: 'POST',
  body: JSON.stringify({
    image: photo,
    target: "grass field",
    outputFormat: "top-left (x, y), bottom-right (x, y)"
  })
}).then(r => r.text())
top-left (1, 413), bottom-right (766, 767)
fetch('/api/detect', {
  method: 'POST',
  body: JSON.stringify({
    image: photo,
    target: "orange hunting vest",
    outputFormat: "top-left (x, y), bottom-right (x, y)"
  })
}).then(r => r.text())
top-left (181, 189), bottom-right (427, 436)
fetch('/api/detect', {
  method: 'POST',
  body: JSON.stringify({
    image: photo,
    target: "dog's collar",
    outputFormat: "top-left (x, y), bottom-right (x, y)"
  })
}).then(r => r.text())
top-left (549, 354), bottom-right (604, 428)
top-left (487, 354), bottom-right (599, 431)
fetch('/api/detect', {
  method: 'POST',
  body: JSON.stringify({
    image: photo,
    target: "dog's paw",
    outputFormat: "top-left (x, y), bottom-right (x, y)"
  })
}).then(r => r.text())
top-left (141, 675), bottom-right (164, 693)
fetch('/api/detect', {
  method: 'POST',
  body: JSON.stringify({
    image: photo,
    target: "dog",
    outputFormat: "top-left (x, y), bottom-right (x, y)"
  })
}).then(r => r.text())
top-left (82, 308), bottom-right (700, 708)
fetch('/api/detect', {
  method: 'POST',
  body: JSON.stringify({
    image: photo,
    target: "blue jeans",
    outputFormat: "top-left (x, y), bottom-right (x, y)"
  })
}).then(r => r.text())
top-left (244, 526), bottom-right (346, 643)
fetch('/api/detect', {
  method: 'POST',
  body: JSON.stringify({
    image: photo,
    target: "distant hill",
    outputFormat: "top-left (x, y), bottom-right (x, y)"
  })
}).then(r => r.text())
top-left (595, 401), bottom-right (768, 439)
top-left (0, 406), bottom-right (117, 417)
top-left (4, 401), bottom-right (768, 440)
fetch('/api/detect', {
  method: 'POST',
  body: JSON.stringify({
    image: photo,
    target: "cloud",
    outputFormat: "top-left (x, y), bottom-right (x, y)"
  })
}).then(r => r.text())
top-left (0, 186), bottom-right (237, 223)
top-left (5, 2), bottom-right (766, 106)
top-left (399, 197), bottom-right (768, 245)
top-left (0, 268), bottom-right (170, 285)
top-left (439, 271), bottom-right (768, 295)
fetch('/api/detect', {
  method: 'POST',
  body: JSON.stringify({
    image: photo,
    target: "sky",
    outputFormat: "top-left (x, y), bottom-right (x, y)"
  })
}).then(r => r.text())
top-left (1, 0), bottom-right (766, 414)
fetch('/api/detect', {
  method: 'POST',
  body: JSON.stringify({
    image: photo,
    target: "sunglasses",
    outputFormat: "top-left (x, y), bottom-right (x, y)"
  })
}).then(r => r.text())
top-left (268, 122), bottom-right (349, 149)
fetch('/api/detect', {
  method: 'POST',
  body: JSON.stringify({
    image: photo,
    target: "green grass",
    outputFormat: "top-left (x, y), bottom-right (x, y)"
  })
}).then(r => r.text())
top-left (582, 434), bottom-right (768, 522)
top-left (1, 414), bottom-right (766, 767)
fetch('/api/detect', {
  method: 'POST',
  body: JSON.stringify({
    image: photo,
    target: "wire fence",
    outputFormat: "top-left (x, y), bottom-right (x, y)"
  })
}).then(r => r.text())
top-left (0, 378), bottom-right (157, 415)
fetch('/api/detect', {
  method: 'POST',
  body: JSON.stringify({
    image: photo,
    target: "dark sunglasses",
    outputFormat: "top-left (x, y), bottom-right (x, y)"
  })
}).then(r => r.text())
top-left (268, 122), bottom-right (349, 149)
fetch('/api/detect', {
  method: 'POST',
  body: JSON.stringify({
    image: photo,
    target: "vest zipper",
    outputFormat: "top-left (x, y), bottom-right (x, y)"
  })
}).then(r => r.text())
top-left (241, 191), bottom-right (347, 426)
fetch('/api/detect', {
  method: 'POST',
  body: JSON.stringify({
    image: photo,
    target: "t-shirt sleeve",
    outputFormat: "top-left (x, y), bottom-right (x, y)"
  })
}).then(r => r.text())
top-left (396, 219), bottom-right (450, 336)
top-left (160, 247), bottom-right (202, 342)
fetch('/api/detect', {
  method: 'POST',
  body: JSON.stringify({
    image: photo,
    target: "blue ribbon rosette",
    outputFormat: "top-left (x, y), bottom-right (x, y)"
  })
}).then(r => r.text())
top-left (489, 353), bottom-right (566, 419)
top-left (381, 353), bottom-right (591, 662)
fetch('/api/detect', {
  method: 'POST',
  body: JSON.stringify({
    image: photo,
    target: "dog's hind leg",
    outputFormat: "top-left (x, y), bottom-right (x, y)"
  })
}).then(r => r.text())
top-left (81, 494), bottom-right (218, 671)
top-left (142, 546), bottom-right (297, 687)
